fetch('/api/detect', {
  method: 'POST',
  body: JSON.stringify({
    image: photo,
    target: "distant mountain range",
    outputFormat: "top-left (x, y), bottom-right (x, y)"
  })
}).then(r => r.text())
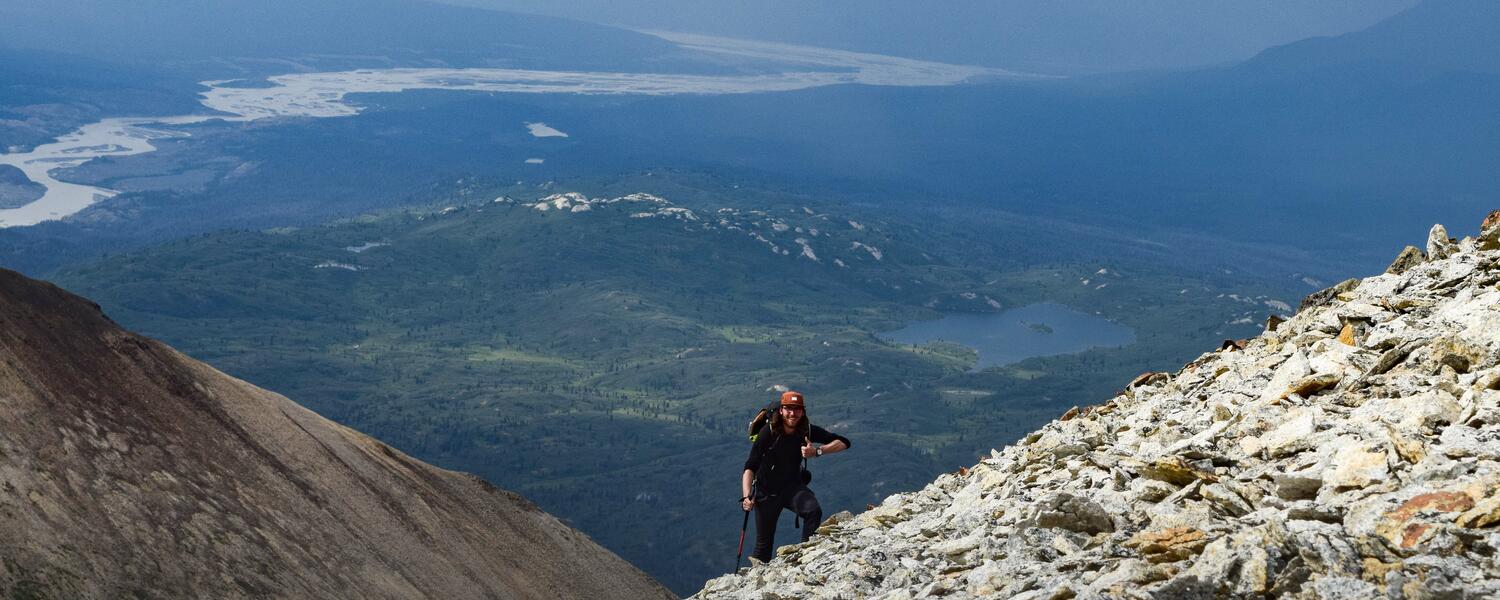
top-left (445, 0), bottom-right (1420, 74)
top-left (1238, 0), bottom-right (1498, 77)
top-left (651, 0), bottom-right (1500, 267)
top-left (3, 0), bottom-right (1496, 276)
top-left (0, 266), bottom-right (674, 599)
top-left (1082, 0), bottom-right (1500, 248)
top-left (0, 0), bottom-right (694, 151)
top-left (0, 47), bottom-right (201, 150)
top-left (0, 0), bottom-right (685, 75)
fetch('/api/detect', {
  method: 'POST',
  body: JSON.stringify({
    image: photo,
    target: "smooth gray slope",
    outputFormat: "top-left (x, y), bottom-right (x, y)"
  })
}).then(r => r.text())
top-left (0, 268), bottom-right (675, 600)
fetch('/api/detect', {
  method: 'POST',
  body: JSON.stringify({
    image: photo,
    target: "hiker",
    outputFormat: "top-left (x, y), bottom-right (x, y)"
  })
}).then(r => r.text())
top-left (741, 390), bottom-right (851, 564)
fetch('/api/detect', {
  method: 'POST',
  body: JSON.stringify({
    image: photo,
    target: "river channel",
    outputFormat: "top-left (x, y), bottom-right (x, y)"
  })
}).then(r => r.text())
top-left (0, 32), bottom-right (1025, 228)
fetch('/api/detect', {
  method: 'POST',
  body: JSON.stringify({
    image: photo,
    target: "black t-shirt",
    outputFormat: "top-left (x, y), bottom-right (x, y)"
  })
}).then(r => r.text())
top-left (743, 424), bottom-right (851, 495)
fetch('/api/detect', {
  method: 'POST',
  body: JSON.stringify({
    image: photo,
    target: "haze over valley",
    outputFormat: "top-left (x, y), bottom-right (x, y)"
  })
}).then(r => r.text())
top-left (0, 31), bottom-right (1013, 227)
top-left (2, 0), bottom-right (1497, 596)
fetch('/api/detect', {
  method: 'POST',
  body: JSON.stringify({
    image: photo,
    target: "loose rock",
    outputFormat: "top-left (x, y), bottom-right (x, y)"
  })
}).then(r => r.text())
top-left (695, 217), bottom-right (1500, 599)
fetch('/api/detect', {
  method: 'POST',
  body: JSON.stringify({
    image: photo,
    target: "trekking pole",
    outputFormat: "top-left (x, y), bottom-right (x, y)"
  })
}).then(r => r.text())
top-left (735, 503), bottom-right (751, 572)
top-left (738, 477), bottom-right (762, 573)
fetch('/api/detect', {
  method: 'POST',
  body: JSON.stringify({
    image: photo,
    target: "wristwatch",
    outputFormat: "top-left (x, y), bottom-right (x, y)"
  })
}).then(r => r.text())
top-left (815, 445), bottom-right (823, 457)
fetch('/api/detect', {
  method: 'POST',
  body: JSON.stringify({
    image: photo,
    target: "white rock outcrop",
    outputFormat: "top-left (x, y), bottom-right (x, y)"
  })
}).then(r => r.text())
top-left (696, 214), bottom-right (1500, 599)
top-left (524, 191), bottom-right (898, 266)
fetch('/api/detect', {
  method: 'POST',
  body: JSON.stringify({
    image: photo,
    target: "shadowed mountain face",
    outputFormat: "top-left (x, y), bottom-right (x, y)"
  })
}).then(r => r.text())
top-left (0, 268), bottom-right (674, 599)
top-left (0, 165), bottom-right (45, 209)
top-left (1236, 0), bottom-right (1500, 77)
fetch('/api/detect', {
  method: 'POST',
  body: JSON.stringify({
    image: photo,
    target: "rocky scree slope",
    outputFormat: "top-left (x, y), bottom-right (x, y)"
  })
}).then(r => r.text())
top-left (0, 268), bottom-right (674, 599)
top-left (696, 216), bottom-right (1500, 599)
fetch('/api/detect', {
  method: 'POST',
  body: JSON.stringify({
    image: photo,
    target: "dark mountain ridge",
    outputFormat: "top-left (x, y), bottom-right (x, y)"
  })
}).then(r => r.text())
top-left (0, 267), bottom-right (674, 599)
top-left (1237, 0), bottom-right (1499, 78)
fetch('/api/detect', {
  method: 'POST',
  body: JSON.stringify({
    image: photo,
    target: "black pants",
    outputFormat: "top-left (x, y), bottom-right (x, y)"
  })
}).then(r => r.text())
top-left (751, 485), bottom-right (822, 563)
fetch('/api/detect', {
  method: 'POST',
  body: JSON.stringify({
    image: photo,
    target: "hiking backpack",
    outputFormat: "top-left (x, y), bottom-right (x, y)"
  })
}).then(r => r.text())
top-left (747, 400), bottom-right (781, 443)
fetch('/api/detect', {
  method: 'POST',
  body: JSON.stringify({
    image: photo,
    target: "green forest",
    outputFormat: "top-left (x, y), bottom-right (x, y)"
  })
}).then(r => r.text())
top-left (54, 175), bottom-right (1284, 593)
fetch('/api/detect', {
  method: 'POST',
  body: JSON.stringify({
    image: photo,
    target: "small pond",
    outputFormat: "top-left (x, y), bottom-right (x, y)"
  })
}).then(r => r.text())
top-left (881, 303), bottom-right (1136, 369)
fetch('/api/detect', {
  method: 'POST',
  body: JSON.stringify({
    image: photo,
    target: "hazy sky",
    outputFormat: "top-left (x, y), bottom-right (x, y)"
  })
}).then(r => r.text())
top-left (439, 0), bottom-right (1421, 73)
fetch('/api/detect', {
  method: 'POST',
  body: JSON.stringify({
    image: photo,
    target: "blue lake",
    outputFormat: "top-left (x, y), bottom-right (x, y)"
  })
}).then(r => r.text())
top-left (880, 303), bottom-right (1136, 368)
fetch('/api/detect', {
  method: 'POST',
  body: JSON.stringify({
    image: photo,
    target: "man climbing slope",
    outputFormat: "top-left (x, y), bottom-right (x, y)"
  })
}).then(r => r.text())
top-left (741, 391), bottom-right (851, 564)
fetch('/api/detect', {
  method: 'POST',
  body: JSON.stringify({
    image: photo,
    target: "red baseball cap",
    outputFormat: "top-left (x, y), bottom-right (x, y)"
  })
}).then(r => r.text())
top-left (780, 391), bottom-right (805, 408)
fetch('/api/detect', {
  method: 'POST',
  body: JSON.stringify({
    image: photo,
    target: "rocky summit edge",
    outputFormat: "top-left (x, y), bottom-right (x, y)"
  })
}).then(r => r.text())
top-left (696, 213), bottom-right (1500, 599)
